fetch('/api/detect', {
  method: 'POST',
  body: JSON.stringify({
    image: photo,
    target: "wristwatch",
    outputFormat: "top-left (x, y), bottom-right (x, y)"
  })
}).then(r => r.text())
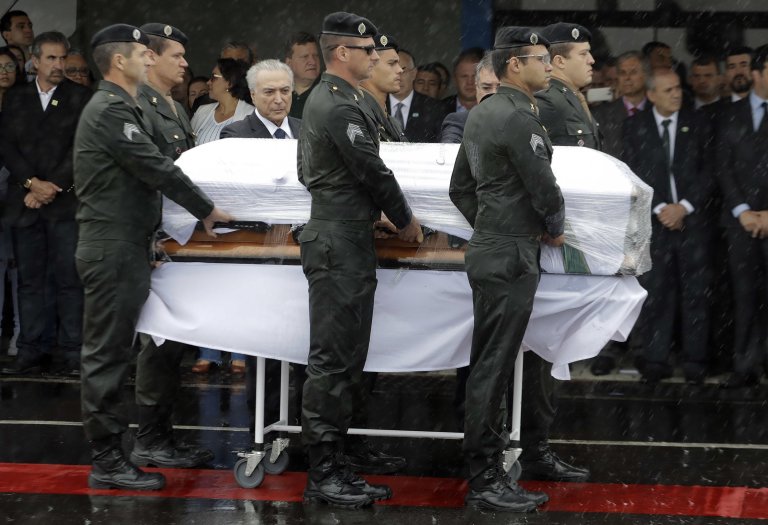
top-left (23, 178), bottom-right (32, 189)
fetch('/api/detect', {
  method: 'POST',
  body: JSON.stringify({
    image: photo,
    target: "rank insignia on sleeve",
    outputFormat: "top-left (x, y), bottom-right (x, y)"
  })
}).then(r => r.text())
top-left (346, 122), bottom-right (364, 144)
top-left (530, 133), bottom-right (548, 159)
top-left (123, 123), bottom-right (141, 141)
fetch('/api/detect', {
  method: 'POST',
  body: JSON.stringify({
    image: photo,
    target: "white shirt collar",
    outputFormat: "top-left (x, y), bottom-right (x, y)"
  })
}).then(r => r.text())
top-left (35, 78), bottom-right (58, 110)
top-left (652, 106), bottom-right (678, 131)
top-left (389, 90), bottom-right (414, 111)
top-left (254, 109), bottom-right (292, 138)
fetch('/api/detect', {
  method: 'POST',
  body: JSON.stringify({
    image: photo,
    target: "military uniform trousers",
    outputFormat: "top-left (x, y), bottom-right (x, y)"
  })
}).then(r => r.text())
top-left (463, 232), bottom-right (541, 484)
top-left (76, 238), bottom-right (153, 441)
top-left (298, 218), bottom-right (377, 473)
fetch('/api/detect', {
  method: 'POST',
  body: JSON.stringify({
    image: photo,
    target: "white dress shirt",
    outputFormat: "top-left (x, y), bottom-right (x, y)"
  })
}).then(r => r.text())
top-left (651, 107), bottom-right (694, 215)
top-left (388, 90), bottom-right (414, 128)
top-left (255, 109), bottom-right (293, 138)
top-left (35, 79), bottom-right (58, 111)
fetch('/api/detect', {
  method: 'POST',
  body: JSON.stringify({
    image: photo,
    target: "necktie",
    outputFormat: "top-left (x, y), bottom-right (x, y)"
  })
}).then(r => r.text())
top-left (759, 101), bottom-right (768, 132)
top-left (628, 106), bottom-right (637, 117)
top-left (393, 102), bottom-right (405, 128)
top-left (661, 118), bottom-right (678, 203)
top-left (573, 88), bottom-right (593, 122)
top-left (273, 128), bottom-right (287, 139)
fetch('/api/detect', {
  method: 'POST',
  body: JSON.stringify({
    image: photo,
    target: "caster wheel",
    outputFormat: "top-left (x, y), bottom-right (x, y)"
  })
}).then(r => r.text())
top-left (234, 458), bottom-right (265, 488)
top-left (506, 460), bottom-right (522, 482)
top-left (262, 443), bottom-right (290, 475)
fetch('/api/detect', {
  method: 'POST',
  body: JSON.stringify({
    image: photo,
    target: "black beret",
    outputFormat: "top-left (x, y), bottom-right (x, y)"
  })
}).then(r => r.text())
top-left (541, 23), bottom-right (592, 45)
top-left (139, 23), bottom-right (189, 46)
top-left (321, 12), bottom-right (377, 38)
top-left (493, 26), bottom-right (549, 50)
top-left (90, 23), bottom-right (149, 49)
top-left (373, 33), bottom-right (398, 52)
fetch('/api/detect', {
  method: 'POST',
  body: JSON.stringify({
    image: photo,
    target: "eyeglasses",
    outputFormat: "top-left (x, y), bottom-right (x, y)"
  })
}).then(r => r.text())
top-left (0, 63), bottom-right (16, 73)
top-left (211, 73), bottom-right (223, 79)
top-left (327, 44), bottom-right (376, 56)
top-left (512, 53), bottom-right (552, 65)
top-left (65, 67), bottom-right (89, 76)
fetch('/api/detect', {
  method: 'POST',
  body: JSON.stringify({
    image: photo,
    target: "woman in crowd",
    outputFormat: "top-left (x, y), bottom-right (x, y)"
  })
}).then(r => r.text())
top-left (191, 58), bottom-right (253, 145)
top-left (187, 75), bottom-right (209, 115)
top-left (0, 46), bottom-right (24, 357)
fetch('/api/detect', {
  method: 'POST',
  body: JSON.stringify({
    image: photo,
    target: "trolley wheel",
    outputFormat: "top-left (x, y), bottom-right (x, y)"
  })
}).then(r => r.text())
top-left (262, 443), bottom-right (290, 475)
top-left (234, 458), bottom-right (265, 488)
top-left (506, 460), bottom-right (522, 482)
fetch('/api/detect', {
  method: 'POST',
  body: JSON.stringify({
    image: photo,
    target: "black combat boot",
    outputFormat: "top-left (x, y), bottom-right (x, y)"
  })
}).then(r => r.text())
top-left (304, 454), bottom-right (375, 508)
top-left (519, 441), bottom-right (590, 482)
top-left (465, 465), bottom-right (539, 512)
top-left (131, 405), bottom-right (214, 468)
top-left (89, 435), bottom-right (165, 490)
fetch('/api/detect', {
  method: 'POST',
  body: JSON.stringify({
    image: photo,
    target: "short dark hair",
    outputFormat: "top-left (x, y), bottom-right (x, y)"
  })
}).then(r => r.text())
top-left (221, 41), bottom-right (254, 64)
top-left (727, 46), bottom-right (754, 59)
top-left (31, 31), bottom-right (69, 58)
top-left (549, 42), bottom-right (576, 61)
top-left (642, 41), bottom-right (670, 57)
top-left (433, 61), bottom-right (450, 88)
top-left (453, 47), bottom-right (484, 72)
top-left (0, 10), bottom-right (28, 34)
top-left (492, 46), bottom-right (533, 80)
top-left (146, 34), bottom-right (172, 56)
top-left (189, 75), bottom-right (209, 85)
top-left (691, 54), bottom-right (721, 74)
top-left (0, 46), bottom-right (24, 87)
top-left (751, 45), bottom-right (768, 72)
top-left (417, 62), bottom-right (441, 75)
top-left (285, 31), bottom-right (317, 60)
top-left (92, 42), bottom-right (136, 75)
top-left (217, 57), bottom-right (251, 102)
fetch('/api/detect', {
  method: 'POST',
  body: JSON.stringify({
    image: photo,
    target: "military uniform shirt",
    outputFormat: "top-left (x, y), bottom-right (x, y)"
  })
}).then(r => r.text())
top-left (535, 78), bottom-right (601, 150)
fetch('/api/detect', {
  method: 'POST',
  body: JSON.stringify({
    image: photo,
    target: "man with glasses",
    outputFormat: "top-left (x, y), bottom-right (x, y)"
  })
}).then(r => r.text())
top-left (450, 26), bottom-right (564, 512)
top-left (297, 11), bottom-right (422, 508)
top-left (64, 50), bottom-right (92, 88)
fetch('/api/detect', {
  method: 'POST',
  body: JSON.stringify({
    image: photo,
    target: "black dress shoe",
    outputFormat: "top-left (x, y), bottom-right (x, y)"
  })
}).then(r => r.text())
top-left (131, 441), bottom-right (214, 468)
top-left (88, 449), bottom-right (165, 490)
top-left (1, 358), bottom-right (42, 375)
top-left (339, 463), bottom-right (392, 501)
top-left (304, 465), bottom-right (374, 508)
top-left (466, 466), bottom-right (537, 512)
top-left (506, 475), bottom-right (549, 505)
top-left (721, 372), bottom-right (760, 389)
top-left (520, 443), bottom-right (590, 482)
top-left (346, 440), bottom-right (406, 474)
top-left (640, 361), bottom-right (673, 384)
top-left (589, 355), bottom-right (616, 376)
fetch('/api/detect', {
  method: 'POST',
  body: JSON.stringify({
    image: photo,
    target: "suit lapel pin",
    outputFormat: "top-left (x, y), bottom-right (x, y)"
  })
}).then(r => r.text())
top-left (412, 112), bottom-right (419, 118)
top-left (51, 99), bottom-right (59, 107)
top-left (681, 126), bottom-right (689, 132)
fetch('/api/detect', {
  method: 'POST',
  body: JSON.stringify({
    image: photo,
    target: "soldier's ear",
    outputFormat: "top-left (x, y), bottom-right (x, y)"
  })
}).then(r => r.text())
top-left (552, 54), bottom-right (566, 69)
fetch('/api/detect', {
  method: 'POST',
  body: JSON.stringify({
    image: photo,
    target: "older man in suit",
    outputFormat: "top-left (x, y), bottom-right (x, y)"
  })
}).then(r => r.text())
top-left (0, 31), bottom-right (91, 376)
top-left (221, 59), bottom-right (300, 139)
top-left (624, 68), bottom-right (715, 384)
top-left (440, 52), bottom-right (499, 144)
top-left (716, 45), bottom-right (768, 388)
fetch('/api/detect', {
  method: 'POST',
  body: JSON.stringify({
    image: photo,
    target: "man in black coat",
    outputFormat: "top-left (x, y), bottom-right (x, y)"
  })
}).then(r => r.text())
top-left (386, 49), bottom-right (447, 143)
top-left (0, 31), bottom-right (91, 376)
top-left (440, 52), bottom-right (499, 143)
top-left (623, 69), bottom-right (715, 384)
top-left (714, 45), bottom-right (768, 388)
top-left (221, 59), bottom-right (300, 139)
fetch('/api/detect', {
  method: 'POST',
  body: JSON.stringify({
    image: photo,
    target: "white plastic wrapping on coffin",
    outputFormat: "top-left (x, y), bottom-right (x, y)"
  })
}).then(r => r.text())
top-left (163, 139), bottom-right (652, 276)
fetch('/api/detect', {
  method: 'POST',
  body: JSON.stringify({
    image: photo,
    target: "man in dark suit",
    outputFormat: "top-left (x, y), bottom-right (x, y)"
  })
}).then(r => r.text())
top-left (593, 50), bottom-right (649, 159)
top-left (624, 68), bottom-right (715, 384)
top-left (441, 47), bottom-right (484, 115)
top-left (221, 59), bottom-right (300, 139)
top-left (0, 31), bottom-right (91, 376)
top-left (715, 45), bottom-right (768, 388)
top-left (386, 49), bottom-right (447, 143)
top-left (440, 52), bottom-right (499, 144)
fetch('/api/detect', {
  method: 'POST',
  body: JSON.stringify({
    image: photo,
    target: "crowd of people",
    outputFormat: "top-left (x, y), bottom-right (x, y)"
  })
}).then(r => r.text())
top-left (0, 5), bottom-right (765, 512)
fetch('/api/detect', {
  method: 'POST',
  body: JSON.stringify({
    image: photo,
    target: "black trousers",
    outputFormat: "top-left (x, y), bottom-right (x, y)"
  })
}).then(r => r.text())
top-left (76, 239), bottom-right (151, 443)
top-left (12, 216), bottom-right (82, 365)
top-left (462, 233), bottom-right (540, 485)
top-left (637, 225), bottom-right (713, 367)
top-left (298, 219), bottom-right (377, 474)
top-left (725, 226), bottom-right (768, 374)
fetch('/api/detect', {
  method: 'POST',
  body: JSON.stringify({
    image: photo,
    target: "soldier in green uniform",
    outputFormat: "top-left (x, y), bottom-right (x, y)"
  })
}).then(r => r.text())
top-left (297, 12), bottom-right (422, 507)
top-left (74, 24), bottom-right (232, 490)
top-left (512, 22), bottom-right (596, 484)
top-left (360, 32), bottom-right (407, 143)
top-left (449, 26), bottom-right (565, 512)
top-left (126, 23), bottom-right (214, 469)
top-left (535, 23), bottom-right (600, 149)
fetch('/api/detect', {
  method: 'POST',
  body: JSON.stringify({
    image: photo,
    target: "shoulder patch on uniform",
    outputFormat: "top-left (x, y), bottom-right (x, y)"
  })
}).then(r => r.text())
top-left (123, 123), bottom-right (141, 141)
top-left (346, 122), bottom-right (364, 144)
top-left (530, 133), bottom-right (548, 159)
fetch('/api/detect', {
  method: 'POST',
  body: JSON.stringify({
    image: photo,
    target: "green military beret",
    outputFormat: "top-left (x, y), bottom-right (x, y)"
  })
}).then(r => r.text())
top-left (90, 23), bottom-right (149, 49)
top-left (373, 33), bottom-right (399, 52)
top-left (321, 12), bottom-right (377, 38)
top-left (541, 23), bottom-right (592, 44)
top-left (139, 23), bottom-right (189, 46)
top-left (493, 26), bottom-right (550, 50)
